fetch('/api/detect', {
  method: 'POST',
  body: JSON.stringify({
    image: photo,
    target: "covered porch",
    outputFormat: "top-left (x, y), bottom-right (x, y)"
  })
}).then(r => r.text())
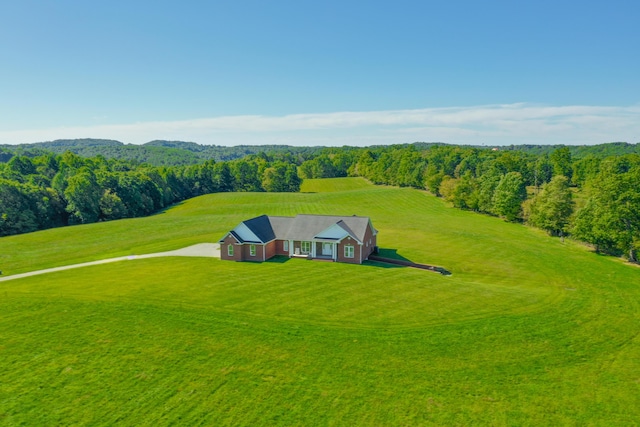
top-left (288, 239), bottom-right (339, 261)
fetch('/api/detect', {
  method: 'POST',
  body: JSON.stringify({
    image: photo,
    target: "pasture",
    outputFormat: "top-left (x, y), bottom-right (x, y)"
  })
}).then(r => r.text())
top-left (1, 178), bottom-right (639, 425)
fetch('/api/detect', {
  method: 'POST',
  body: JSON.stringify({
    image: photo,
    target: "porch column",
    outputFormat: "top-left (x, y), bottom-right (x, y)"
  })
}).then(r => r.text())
top-left (311, 240), bottom-right (316, 258)
top-left (333, 243), bottom-right (337, 261)
top-left (289, 240), bottom-right (294, 256)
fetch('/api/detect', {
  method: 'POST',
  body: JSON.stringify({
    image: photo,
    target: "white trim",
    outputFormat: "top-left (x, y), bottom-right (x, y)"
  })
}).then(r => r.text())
top-left (220, 232), bottom-right (241, 244)
top-left (369, 219), bottom-right (378, 236)
top-left (344, 245), bottom-right (355, 258)
top-left (314, 223), bottom-right (350, 240)
top-left (335, 234), bottom-right (362, 245)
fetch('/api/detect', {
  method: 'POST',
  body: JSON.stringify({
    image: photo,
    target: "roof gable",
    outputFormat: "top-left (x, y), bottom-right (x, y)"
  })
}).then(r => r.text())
top-left (218, 231), bottom-right (242, 244)
top-left (314, 222), bottom-right (351, 240)
top-left (234, 222), bottom-right (262, 243)
top-left (241, 214), bottom-right (276, 243)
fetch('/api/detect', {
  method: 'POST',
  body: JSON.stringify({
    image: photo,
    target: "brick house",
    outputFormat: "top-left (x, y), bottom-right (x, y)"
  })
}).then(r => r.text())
top-left (219, 214), bottom-right (377, 264)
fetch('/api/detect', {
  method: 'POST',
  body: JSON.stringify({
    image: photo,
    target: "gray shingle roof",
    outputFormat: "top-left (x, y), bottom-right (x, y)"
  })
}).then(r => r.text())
top-left (221, 214), bottom-right (374, 244)
top-left (242, 214), bottom-right (276, 243)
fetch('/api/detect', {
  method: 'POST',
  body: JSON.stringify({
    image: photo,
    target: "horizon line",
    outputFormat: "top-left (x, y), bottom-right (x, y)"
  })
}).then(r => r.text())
top-left (1, 103), bottom-right (639, 147)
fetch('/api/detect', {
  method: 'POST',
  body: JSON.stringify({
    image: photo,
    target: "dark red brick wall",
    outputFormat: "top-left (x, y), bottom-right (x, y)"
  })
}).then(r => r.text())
top-left (220, 234), bottom-right (243, 261)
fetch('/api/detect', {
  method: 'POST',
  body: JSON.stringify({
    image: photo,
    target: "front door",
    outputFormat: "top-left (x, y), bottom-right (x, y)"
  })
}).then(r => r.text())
top-left (322, 243), bottom-right (332, 256)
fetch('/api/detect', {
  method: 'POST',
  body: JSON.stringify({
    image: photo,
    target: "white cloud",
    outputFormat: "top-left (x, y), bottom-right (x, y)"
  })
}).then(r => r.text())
top-left (0, 103), bottom-right (638, 146)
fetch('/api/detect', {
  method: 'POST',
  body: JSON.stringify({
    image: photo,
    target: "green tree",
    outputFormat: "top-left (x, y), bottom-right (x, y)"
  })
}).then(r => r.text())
top-left (262, 166), bottom-right (285, 192)
top-left (532, 154), bottom-right (554, 188)
top-left (571, 155), bottom-right (600, 186)
top-left (524, 175), bottom-right (573, 238)
top-left (573, 167), bottom-right (640, 262)
top-left (261, 162), bottom-right (301, 192)
top-left (283, 163), bottom-right (302, 192)
top-left (353, 150), bottom-right (375, 178)
top-left (0, 179), bottom-right (39, 235)
top-left (64, 168), bottom-right (102, 223)
top-left (476, 167), bottom-right (502, 213)
top-left (230, 159), bottom-right (262, 192)
top-left (7, 155), bottom-right (37, 178)
top-left (212, 162), bottom-right (234, 192)
top-left (453, 172), bottom-right (479, 210)
top-left (99, 189), bottom-right (128, 220)
top-left (438, 176), bottom-right (457, 204)
top-left (550, 147), bottom-right (573, 179)
top-left (492, 172), bottom-right (526, 221)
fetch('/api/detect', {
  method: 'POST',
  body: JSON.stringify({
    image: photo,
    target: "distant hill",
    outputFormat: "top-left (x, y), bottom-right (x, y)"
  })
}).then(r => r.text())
top-left (26, 138), bottom-right (123, 149)
top-left (497, 142), bottom-right (640, 158)
top-left (142, 140), bottom-right (324, 161)
top-left (0, 139), bottom-right (200, 166)
top-left (0, 139), bottom-right (324, 166)
top-left (1, 139), bottom-right (638, 166)
top-left (144, 140), bottom-right (206, 152)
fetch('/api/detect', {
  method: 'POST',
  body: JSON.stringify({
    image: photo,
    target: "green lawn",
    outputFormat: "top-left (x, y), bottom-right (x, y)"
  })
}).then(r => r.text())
top-left (1, 177), bottom-right (639, 425)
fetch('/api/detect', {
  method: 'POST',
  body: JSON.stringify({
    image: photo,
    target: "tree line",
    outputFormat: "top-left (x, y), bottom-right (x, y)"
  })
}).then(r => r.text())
top-left (342, 144), bottom-right (639, 263)
top-left (0, 151), bottom-right (300, 236)
top-left (2, 141), bottom-right (638, 263)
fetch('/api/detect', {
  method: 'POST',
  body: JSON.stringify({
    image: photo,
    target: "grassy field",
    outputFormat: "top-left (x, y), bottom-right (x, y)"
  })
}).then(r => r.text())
top-left (1, 178), bottom-right (639, 425)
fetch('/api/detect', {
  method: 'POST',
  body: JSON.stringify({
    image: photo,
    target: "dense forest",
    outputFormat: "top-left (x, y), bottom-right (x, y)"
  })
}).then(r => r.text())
top-left (0, 139), bottom-right (329, 166)
top-left (0, 151), bottom-right (300, 236)
top-left (1, 140), bottom-right (639, 263)
top-left (3, 139), bottom-right (638, 167)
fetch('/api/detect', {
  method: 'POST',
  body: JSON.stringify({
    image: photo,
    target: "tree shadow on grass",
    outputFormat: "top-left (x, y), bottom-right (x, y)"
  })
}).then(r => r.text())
top-left (151, 201), bottom-right (186, 216)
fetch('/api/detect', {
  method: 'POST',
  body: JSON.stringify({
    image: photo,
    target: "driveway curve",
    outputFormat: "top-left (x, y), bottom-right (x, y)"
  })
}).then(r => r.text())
top-left (0, 243), bottom-right (220, 283)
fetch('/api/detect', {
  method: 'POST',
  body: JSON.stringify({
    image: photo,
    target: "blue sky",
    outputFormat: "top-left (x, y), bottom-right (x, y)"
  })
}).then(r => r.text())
top-left (1, 0), bottom-right (638, 146)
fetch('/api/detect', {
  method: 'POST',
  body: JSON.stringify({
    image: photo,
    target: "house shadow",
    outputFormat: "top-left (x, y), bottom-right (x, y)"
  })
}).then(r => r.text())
top-left (375, 248), bottom-right (414, 263)
top-left (366, 248), bottom-right (452, 275)
top-left (263, 251), bottom-right (451, 275)
top-left (362, 259), bottom-right (406, 269)
top-left (265, 255), bottom-right (292, 264)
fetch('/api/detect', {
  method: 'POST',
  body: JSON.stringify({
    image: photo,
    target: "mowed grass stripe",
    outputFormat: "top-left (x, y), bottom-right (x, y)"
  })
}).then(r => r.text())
top-left (2, 256), bottom-right (549, 329)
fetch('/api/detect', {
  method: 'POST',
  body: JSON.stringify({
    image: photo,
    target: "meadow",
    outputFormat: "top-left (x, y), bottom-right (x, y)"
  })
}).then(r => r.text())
top-left (1, 178), bottom-right (639, 425)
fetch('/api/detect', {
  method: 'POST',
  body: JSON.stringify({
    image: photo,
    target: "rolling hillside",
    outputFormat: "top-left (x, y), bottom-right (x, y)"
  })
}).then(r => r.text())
top-left (1, 178), bottom-right (639, 425)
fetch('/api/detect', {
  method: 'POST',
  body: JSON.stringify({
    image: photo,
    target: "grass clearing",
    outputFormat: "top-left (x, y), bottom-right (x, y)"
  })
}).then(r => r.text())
top-left (1, 177), bottom-right (639, 425)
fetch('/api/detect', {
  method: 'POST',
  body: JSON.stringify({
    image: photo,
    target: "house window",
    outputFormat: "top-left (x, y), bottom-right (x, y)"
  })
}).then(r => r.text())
top-left (283, 240), bottom-right (289, 252)
top-left (344, 245), bottom-right (354, 258)
top-left (228, 245), bottom-right (234, 257)
top-left (250, 244), bottom-right (256, 256)
top-left (301, 241), bottom-right (311, 254)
